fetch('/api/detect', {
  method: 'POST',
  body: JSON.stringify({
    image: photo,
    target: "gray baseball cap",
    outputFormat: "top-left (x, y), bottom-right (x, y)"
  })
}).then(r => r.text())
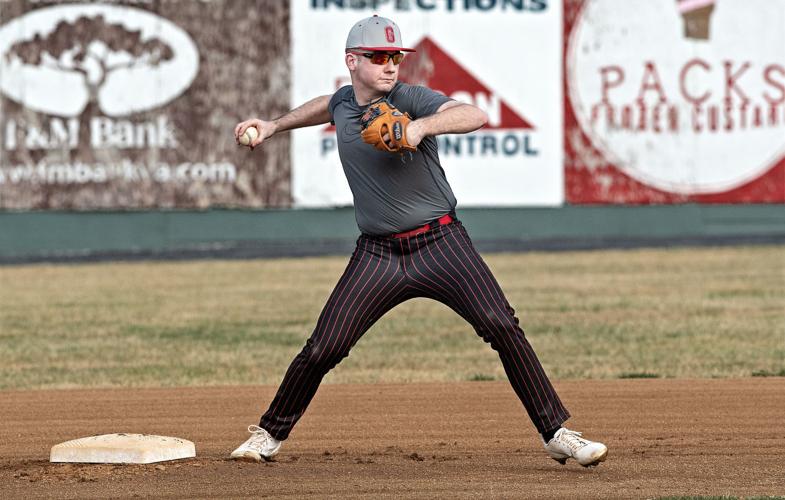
top-left (345, 15), bottom-right (416, 53)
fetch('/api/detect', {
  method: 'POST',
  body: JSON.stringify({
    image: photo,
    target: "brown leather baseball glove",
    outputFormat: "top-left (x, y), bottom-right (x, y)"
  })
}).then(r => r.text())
top-left (360, 100), bottom-right (417, 153)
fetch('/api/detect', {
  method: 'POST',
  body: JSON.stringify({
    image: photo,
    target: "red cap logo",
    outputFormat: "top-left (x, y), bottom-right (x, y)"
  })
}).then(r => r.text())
top-left (385, 26), bottom-right (395, 43)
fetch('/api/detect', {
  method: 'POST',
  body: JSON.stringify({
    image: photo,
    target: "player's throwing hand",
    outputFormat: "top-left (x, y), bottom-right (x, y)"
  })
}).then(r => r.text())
top-left (234, 118), bottom-right (275, 149)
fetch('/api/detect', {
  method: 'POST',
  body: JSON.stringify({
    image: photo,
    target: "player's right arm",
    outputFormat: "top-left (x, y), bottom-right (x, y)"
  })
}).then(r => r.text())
top-left (235, 94), bottom-right (332, 149)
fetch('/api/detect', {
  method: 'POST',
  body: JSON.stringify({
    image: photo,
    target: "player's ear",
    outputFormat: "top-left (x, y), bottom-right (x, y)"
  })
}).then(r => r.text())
top-left (346, 53), bottom-right (358, 71)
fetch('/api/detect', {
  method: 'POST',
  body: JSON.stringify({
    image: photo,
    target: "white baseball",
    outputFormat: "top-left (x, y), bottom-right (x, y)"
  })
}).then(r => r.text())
top-left (239, 126), bottom-right (259, 146)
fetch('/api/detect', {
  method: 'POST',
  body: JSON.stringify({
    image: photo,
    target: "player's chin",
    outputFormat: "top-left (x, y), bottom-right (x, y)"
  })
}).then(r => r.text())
top-left (377, 80), bottom-right (396, 91)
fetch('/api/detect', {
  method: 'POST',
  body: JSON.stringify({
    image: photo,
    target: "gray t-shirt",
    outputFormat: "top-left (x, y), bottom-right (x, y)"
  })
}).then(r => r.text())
top-left (328, 82), bottom-right (457, 236)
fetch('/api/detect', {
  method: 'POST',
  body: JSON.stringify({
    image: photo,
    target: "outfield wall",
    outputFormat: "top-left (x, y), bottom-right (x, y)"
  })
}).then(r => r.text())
top-left (2, 1), bottom-right (784, 211)
top-left (1, 204), bottom-right (783, 263)
top-left (1, 2), bottom-right (783, 262)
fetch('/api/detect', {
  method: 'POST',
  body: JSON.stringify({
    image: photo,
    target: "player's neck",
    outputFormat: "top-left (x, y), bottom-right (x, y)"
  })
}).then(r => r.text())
top-left (352, 85), bottom-right (386, 107)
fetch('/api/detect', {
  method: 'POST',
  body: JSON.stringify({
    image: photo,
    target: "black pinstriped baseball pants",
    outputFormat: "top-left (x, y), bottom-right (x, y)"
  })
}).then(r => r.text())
top-left (260, 219), bottom-right (570, 440)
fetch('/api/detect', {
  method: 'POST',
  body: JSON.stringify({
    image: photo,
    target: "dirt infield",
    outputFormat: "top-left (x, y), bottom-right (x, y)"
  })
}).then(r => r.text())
top-left (2, 379), bottom-right (783, 499)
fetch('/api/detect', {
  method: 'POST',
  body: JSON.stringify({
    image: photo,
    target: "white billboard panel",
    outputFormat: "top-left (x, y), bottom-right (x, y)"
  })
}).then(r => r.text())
top-left (291, 1), bottom-right (563, 207)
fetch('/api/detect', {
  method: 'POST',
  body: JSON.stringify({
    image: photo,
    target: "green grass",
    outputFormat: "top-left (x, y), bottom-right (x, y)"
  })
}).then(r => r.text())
top-left (618, 372), bottom-right (660, 379)
top-left (0, 245), bottom-right (783, 389)
top-left (751, 369), bottom-right (785, 377)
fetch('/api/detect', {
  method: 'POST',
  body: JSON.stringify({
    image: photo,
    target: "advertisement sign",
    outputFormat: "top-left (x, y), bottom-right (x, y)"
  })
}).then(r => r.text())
top-left (292, 0), bottom-right (563, 207)
top-left (565, 0), bottom-right (785, 203)
top-left (0, 1), bottom-right (292, 209)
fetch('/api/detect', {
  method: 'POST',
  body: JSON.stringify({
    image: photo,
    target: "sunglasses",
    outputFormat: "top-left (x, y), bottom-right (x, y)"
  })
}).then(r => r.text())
top-left (352, 51), bottom-right (405, 65)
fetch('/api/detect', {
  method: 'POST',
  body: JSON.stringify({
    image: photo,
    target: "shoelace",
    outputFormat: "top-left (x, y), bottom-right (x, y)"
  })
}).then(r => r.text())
top-left (246, 425), bottom-right (273, 451)
top-left (558, 429), bottom-right (590, 452)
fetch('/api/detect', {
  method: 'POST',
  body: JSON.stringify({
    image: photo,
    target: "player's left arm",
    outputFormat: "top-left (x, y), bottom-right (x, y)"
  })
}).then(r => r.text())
top-left (406, 101), bottom-right (488, 147)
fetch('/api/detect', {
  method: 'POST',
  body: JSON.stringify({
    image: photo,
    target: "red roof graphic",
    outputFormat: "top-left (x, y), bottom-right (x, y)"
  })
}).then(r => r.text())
top-left (399, 36), bottom-right (533, 129)
top-left (323, 36), bottom-right (533, 131)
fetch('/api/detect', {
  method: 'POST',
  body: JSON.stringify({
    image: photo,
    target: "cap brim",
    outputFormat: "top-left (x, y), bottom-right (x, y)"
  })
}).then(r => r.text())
top-left (349, 46), bottom-right (417, 52)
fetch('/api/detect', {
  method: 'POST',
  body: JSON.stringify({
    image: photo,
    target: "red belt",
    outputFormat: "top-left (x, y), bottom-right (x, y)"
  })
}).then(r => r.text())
top-left (392, 214), bottom-right (454, 239)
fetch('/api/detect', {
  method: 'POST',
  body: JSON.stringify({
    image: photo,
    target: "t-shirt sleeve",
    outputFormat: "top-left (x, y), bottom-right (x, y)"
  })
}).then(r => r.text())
top-left (328, 86), bottom-right (353, 124)
top-left (393, 84), bottom-right (453, 119)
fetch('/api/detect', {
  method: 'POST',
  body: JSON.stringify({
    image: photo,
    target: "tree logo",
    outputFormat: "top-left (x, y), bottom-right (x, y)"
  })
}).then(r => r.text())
top-left (0, 4), bottom-right (199, 117)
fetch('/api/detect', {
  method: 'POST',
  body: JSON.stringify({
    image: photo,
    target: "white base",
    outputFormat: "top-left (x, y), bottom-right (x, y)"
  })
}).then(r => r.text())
top-left (50, 433), bottom-right (196, 464)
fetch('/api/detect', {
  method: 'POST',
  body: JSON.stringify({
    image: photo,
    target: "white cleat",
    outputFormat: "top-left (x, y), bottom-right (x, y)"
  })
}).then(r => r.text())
top-left (543, 427), bottom-right (608, 467)
top-left (230, 425), bottom-right (282, 462)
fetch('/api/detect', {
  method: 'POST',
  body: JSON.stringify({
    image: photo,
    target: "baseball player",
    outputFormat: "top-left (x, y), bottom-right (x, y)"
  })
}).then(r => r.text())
top-left (231, 15), bottom-right (607, 468)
